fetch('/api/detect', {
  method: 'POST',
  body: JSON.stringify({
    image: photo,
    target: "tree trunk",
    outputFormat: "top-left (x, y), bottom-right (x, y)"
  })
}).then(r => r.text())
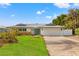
top-left (72, 28), bottom-right (75, 35)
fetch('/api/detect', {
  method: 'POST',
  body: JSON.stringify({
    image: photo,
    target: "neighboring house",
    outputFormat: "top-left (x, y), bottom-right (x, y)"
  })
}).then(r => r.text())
top-left (10, 24), bottom-right (72, 36)
top-left (0, 26), bottom-right (8, 32)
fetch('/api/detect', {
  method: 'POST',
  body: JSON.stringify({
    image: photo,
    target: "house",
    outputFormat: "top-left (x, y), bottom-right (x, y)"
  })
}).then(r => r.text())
top-left (0, 26), bottom-right (8, 32)
top-left (10, 24), bottom-right (72, 36)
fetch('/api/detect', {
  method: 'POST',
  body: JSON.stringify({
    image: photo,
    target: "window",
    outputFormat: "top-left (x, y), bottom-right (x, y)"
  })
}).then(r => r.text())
top-left (23, 28), bottom-right (27, 31)
top-left (19, 28), bottom-right (27, 31)
top-left (19, 28), bottom-right (22, 31)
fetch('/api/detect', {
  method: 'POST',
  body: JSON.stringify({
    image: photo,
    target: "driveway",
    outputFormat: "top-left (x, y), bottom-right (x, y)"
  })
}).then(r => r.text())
top-left (43, 36), bottom-right (79, 56)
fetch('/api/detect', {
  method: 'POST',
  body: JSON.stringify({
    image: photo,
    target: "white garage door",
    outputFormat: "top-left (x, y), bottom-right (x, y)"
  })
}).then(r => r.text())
top-left (40, 27), bottom-right (62, 35)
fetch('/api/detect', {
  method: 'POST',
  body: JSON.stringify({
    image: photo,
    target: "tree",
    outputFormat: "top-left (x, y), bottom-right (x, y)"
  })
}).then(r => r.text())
top-left (52, 14), bottom-right (67, 25)
top-left (64, 9), bottom-right (79, 35)
top-left (52, 9), bottom-right (79, 35)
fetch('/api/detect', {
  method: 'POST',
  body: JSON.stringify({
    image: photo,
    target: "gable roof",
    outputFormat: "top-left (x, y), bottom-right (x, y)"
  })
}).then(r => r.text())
top-left (13, 23), bottom-right (64, 28)
top-left (16, 23), bottom-right (26, 26)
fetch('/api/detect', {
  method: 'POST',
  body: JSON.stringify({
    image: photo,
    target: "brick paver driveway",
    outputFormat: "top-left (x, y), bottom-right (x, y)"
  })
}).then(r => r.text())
top-left (44, 36), bottom-right (79, 56)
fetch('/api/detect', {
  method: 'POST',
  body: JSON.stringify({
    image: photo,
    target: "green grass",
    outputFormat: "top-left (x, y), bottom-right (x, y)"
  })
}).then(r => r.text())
top-left (0, 35), bottom-right (48, 56)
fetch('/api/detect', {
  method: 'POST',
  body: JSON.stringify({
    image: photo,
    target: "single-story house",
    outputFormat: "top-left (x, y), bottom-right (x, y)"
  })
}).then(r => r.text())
top-left (0, 26), bottom-right (8, 32)
top-left (10, 24), bottom-right (72, 36)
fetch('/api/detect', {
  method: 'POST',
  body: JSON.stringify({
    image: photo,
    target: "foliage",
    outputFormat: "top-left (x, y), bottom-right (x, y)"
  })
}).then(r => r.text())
top-left (52, 8), bottom-right (79, 35)
top-left (18, 32), bottom-right (32, 35)
top-left (8, 27), bottom-right (19, 35)
top-left (64, 9), bottom-right (79, 34)
top-left (0, 27), bottom-right (18, 43)
top-left (75, 28), bottom-right (79, 35)
top-left (53, 14), bottom-right (67, 25)
top-left (65, 9), bottom-right (79, 28)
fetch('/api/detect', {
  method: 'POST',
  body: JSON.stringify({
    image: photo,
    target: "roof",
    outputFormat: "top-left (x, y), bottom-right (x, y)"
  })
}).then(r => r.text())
top-left (41, 26), bottom-right (64, 28)
top-left (12, 24), bottom-right (63, 28)
top-left (9, 23), bottom-right (64, 28)
top-left (45, 24), bottom-right (54, 26)
top-left (16, 23), bottom-right (26, 26)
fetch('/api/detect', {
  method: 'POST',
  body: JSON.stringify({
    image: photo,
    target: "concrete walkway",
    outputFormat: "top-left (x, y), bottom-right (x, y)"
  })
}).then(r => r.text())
top-left (44, 36), bottom-right (79, 56)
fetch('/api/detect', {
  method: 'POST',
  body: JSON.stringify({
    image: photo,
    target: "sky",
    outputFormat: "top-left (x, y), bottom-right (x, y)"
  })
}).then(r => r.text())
top-left (0, 3), bottom-right (79, 26)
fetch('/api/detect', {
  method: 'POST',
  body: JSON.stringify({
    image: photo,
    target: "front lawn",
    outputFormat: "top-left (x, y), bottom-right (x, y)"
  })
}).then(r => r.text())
top-left (0, 35), bottom-right (48, 56)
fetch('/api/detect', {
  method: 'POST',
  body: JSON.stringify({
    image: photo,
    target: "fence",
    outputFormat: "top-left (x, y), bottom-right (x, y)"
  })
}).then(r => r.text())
top-left (62, 29), bottom-right (72, 35)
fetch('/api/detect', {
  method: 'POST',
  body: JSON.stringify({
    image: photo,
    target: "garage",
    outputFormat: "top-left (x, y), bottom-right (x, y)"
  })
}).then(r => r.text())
top-left (40, 26), bottom-right (72, 36)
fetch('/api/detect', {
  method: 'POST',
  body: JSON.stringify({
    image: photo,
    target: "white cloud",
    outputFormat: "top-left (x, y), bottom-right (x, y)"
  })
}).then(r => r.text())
top-left (11, 14), bottom-right (15, 17)
top-left (53, 3), bottom-right (79, 9)
top-left (53, 3), bottom-right (70, 8)
top-left (0, 3), bottom-right (11, 8)
top-left (36, 11), bottom-right (41, 15)
top-left (36, 10), bottom-right (45, 15)
top-left (46, 16), bottom-right (52, 19)
top-left (73, 3), bottom-right (79, 6)
top-left (41, 10), bottom-right (45, 13)
top-left (46, 14), bottom-right (58, 20)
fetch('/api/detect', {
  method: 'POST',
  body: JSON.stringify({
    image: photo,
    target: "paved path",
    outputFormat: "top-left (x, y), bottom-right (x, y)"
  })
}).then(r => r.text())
top-left (44, 36), bottom-right (79, 56)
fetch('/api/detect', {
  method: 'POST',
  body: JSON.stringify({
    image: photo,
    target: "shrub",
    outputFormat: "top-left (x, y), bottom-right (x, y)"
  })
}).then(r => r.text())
top-left (6, 28), bottom-right (18, 43)
top-left (18, 32), bottom-right (32, 35)
top-left (0, 28), bottom-right (18, 44)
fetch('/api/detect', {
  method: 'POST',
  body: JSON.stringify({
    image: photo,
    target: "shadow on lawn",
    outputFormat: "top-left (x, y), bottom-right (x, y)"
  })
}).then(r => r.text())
top-left (46, 40), bottom-right (79, 50)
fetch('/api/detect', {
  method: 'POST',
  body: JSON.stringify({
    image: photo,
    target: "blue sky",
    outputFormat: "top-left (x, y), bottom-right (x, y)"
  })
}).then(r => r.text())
top-left (0, 3), bottom-right (79, 26)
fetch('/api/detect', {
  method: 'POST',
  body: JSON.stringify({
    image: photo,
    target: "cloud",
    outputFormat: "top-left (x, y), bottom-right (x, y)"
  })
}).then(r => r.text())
top-left (46, 16), bottom-right (52, 19)
top-left (0, 3), bottom-right (11, 8)
top-left (11, 14), bottom-right (15, 17)
top-left (53, 3), bottom-right (79, 9)
top-left (46, 14), bottom-right (58, 19)
top-left (36, 10), bottom-right (45, 15)
top-left (53, 3), bottom-right (70, 8)
top-left (41, 10), bottom-right (45, 13)
top-left (73, 3), bottom-right (79, 6)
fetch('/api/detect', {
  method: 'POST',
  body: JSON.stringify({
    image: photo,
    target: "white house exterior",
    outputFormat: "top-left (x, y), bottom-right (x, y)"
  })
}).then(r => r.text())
top-left (10, 24), bottom-right (72, 36)
top-left (0, 26), bottom-right (8, 32)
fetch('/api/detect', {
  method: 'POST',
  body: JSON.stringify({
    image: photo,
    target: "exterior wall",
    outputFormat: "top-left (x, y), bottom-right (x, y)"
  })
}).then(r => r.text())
top-left (27, 28), bottom-right (32, 32)
top-left (31, 28), bottom-right (35, 34)
top-left (17, 27), bottom-right (27, 32)
top-left (16, 27), bottom-right (34, 34)
top-left (40, 27), bottom-right (72, 36)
